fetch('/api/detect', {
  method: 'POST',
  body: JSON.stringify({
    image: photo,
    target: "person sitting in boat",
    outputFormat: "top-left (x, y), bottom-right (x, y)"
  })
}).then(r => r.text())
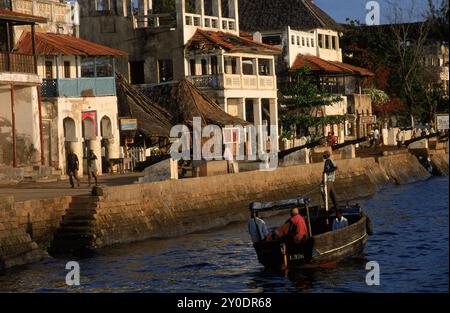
top-left (270, 208), bottom-right (309, 243)
top-left (332, 209), bottom-right (349, 231)
top-left (248, 210), bottom-right (269, 243)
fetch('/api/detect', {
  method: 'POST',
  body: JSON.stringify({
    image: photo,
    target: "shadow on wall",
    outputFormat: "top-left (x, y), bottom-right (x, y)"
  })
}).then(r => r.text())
top-left (0, 117), bottom-right (39, 166)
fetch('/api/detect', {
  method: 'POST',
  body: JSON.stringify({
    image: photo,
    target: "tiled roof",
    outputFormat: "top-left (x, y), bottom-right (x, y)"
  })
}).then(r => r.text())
top-left (15, 32), bottom-right (128, 56)
top-left (238, 0), bottom-right (341, 32)
top-left (186, 29), bottom-right (282, 54)
top-left (0, 8), bottom-right (47, 24)
top-left (291, 54), bottom-right (374, 76)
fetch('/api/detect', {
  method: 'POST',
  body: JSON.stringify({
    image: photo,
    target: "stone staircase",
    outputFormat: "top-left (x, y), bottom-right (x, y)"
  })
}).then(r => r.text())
top-left (48, 196), bottom-right (99, 256)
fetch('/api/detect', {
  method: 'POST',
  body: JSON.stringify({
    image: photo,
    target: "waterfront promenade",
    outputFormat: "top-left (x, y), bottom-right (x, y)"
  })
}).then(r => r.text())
top-left (0, 173), bottom-right (144, 202)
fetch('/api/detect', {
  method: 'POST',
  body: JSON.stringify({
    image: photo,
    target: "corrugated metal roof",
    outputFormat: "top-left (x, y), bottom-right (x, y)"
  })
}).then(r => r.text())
top-left (0, 9), bottom-right (47, 24)
top-left (291, 54), bottom-right (374, 76)
top-left (15, 32), bottom-right (129, 56)
top-left (186, 29), bottom-right (282, 54)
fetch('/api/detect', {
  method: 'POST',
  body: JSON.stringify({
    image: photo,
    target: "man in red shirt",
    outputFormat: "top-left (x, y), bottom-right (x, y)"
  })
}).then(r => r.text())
top-left (275, 208), bottom-right (309, 242)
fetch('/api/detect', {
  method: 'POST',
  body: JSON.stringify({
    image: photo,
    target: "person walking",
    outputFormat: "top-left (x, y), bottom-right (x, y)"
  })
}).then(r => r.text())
top-left (67, 150), bottom-right (80, 188)
top-left (86, 149), bottom-right (98, 187)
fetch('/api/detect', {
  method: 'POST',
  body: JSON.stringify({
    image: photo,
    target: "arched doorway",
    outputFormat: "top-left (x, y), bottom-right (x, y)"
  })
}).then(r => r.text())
top-left (63, 117), bottom-right (77, 173)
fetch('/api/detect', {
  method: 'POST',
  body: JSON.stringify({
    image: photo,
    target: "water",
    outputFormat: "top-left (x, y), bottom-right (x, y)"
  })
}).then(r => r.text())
top-left (0, 177), bottom-right (448, 293)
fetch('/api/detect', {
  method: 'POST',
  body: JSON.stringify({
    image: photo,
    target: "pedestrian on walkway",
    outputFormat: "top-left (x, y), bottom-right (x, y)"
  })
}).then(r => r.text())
top-left (86, 149), bottom-right (98, 187)
top-left (67, 150), bottom-right (80, 188)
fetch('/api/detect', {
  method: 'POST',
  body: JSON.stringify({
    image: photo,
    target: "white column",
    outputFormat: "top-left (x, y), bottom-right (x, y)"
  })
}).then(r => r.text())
top-left (237, 98), bottom-right (246, 120)
top-left (88, 137), bottom-right (103, 176)
top-left (269, 98), bottom-right (279, 152)
top-left (216, 0), bottom-right (222, 29)
top-left (233, 0), bottom-right (239, 34)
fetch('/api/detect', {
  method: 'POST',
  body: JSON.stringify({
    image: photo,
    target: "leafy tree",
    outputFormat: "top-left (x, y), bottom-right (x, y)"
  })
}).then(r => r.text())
top-left (279, 67), bottom-right (344, 140)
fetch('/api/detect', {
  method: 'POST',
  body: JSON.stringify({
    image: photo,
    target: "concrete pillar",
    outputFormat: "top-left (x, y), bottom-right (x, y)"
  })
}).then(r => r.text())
top-left (68, 139), bottom-right (84, 177)
top-left (170, 158), bottom-right (178, 179)
top-left (88, 137), bottom-right (103, 176)
top-left (253, 98), bottom-right (264, 156)
top-left (237, 98), bottom-right (246, 120)
top-left (232, 0), bottom-right (239, 34)
top-left (106, 137), bottom-right (120, 159)
top-left (382, 128), bottom-right (389, 146)
top-left (269, 98), bottom-right (279, 152)
top-left (341, 144), bottom-right (356, 159)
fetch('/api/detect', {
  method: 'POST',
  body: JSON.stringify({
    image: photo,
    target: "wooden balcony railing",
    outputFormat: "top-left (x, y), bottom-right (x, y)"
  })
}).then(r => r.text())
top-left (0, 52), bottom-right (36, 74)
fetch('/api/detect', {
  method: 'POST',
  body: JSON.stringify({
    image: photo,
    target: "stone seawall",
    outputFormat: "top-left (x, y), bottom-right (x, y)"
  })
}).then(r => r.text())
top-left (87, 153), bottom-right (429, 248)
top-left (0, 152), bottom-right (436, 269)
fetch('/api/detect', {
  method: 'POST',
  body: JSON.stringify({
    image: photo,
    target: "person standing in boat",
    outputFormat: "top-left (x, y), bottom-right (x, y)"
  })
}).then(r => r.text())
top-left (322, 151), bottom-right (339, 211)
top-left (271, 208), bottom-right (308, 243)
top-left (332, 209), bottom-right (349, 231)
top-left (248, 210), bottom-right (269, 243)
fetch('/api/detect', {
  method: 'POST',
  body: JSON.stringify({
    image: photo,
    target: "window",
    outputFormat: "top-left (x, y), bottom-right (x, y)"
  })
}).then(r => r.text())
top-left (258, 59), bottom-right (271, 76)
top-left (96, 57), bottom-right (113, 77)
top-left (45, 61), bottom-right (53, 79)
top-left (158, 59), bottom-right (173, 82)
top-left (291, 35), bottom-right (295, 45)
top-left (201, 59), bottom-right (208, 75)
top-left (262, 35), bottom-right (282, 46)
top-left (332, 36), bottom-right (337, 50)
top-left (325, 35), bottom-right (330, 49)
top-left (306, 38), bottom-right (310, 47)
top-left (297, 36), bottom-right (300, 46)
top-left (189, 59), bottom-right (196, 76)
top-left (64, 61), bottom-right (71, 78)
top-left (302, 37), bottom-right (305, 46)
top-left (311, 38), bottom-right (315, 47)
top-left (81, 57), bottom-right (95, 77)
top-left (318, 34), bottom-right (323, 48)
top-left (211, 56), bottom-right (218, 74)
top-left (242, 58), bottom-right (255, 75)
top-left (224, 56), bottom-right (239, 74)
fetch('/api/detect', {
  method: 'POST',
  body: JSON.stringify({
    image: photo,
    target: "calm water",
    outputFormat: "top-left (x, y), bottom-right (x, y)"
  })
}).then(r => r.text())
top-left (0, 177), bottom-right (448, 293)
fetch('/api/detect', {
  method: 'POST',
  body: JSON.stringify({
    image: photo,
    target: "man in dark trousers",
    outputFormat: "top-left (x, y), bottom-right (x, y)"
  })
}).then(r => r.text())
top-left (67, 150), bottom-right (81, 188)
top-left (86, 149), bottom-right (98, 187)
top-left (322, 150), bottom-right (338, 211)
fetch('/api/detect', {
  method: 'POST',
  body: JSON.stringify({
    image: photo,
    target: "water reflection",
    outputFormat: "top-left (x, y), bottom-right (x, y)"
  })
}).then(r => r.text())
top-left (0, 177), bottom-right (448, 293)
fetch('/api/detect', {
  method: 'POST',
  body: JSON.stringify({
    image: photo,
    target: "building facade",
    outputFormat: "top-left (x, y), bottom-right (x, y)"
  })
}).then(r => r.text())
top-left (0, 9), bottom-right (45, 170)
top-left (77, 0), bottom-right (281, 150)
top-left (239, 0), bottom-right (375, 142)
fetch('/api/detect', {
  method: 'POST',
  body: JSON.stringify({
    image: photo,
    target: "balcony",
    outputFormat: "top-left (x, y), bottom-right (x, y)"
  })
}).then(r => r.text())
top-left (0, 52), bottom-right (36, 74)
top-left (41, 77), bottom-right (116, 98)
top-left (188, 74), bottom-right (275, 90)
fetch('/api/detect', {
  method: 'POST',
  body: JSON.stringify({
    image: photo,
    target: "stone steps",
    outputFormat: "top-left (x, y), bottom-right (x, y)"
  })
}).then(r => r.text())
top-left (48, 196), bottom-right (99, 255)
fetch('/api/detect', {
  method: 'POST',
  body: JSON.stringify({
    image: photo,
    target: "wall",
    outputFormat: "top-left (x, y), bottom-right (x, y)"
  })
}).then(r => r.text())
top-left (88, 153), bottom-right (428, 247)
top-left (0, 84), bottom-right (41, 166)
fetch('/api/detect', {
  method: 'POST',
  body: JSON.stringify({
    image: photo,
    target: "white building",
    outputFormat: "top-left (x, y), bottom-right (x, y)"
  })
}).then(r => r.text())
top-left (239, 0), bottom-right (375, 142)
top-left (15, 31), bottom-right (128, 176)
top-left (78, 0), bottom-right (282, 151)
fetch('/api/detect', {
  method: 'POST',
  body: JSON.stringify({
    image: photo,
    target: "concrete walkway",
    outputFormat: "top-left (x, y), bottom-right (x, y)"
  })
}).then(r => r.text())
top-left (0, 173), bottom-right (144, 202)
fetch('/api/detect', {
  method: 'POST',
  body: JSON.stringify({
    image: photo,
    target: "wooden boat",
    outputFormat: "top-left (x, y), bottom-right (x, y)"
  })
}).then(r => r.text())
top-left (249, 198), bottom-right (373, 270)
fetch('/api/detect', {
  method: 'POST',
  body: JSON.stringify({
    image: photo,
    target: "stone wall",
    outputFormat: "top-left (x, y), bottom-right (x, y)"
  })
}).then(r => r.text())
top-left (0, 152), bottom-right (436, 269)
top-left (88, 153), bottom-right (427, 248)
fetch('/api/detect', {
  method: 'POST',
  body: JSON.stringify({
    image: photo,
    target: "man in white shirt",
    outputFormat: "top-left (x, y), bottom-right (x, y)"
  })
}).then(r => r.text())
top-left (373, 128), bottom-right (380, 146)
top-left (332, 209), bottom-right (349, 231)
top-left (248, 210), bottom-right (269, 243)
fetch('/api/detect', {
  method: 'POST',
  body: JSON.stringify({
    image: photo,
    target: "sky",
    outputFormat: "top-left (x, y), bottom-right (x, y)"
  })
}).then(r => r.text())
top-left (314, 0), bottom-right (441, 24)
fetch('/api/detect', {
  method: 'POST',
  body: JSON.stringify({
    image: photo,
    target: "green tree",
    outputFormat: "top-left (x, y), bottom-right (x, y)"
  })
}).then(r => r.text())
top-left (279, 67), bottom-right (344, 140)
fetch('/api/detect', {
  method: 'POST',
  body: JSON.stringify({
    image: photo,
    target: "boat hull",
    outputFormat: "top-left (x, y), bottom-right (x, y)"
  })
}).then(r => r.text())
top-left (253, 215), bottom-right (369, 270)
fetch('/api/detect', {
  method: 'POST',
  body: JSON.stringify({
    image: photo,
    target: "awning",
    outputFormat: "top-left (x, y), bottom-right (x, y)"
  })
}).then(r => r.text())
top-left (0, 9), bottom-right (47, 24)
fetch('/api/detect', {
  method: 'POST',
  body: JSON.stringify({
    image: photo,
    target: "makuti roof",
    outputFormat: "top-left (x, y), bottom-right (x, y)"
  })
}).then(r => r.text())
top-left (15, 32), bottom-right (129, 56)
top-left (238, 0), bottom-right (341, 32)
